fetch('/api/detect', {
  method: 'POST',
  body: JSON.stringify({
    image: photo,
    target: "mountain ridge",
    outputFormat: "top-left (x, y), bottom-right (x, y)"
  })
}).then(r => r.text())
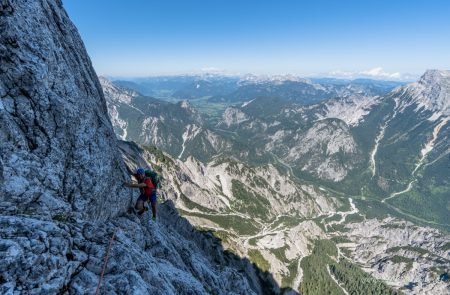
top-left (394, 69), bottom-right (450, 119)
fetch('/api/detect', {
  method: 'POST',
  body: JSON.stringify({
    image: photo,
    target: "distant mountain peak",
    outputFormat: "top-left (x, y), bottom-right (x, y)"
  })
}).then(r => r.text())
top-left (396, 69), bottom-right (450, 118)
top-left (420, 69), bottom-right (450, 81)
top-left (239, 74), bottom-right (310, 85)
top-left (100, 76), bottom-right (139, 104)
top-left (418, 69), bottom-right (450, 92)
top-left (98, 75), bottom-right (113, 86)
top-left (179, 99), bottom-right (192, 108)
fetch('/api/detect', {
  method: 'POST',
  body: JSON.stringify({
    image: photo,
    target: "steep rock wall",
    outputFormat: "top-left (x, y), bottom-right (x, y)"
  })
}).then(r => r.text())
top-left (0, 0), bottom-right (132, 220)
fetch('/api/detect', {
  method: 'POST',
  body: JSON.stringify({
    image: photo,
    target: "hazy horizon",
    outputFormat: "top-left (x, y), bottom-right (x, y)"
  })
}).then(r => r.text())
top-left (103, 68), bottom-right (429, 83)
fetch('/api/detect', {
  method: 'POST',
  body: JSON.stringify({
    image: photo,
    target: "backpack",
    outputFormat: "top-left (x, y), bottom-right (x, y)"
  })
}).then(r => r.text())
top-left (145, 169), bottom-right (161, 189)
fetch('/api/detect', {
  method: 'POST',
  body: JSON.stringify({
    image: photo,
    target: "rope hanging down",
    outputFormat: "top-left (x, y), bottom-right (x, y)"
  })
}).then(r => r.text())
top-left (95, 228), bottom-right (118, 295)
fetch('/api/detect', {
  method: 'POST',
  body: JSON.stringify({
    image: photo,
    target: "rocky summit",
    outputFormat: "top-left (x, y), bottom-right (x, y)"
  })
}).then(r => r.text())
top-left (0, 1), bottom-right (280, 294)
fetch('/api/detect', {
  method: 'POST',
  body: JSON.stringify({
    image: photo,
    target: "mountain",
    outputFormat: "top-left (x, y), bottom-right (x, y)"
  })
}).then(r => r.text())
top-left (118, 141), bottom-right (450, 294)
top-left (102, 77), bottom-right (282, 163)
top-left (213, 91), bottom-right (380, 183)
top-left (222, 71), bottom-right (450, 230)
top-left (209, 79), bottom-right (332, 104)
top-left (102, 76), bottom-right (400, 180)
top-left (99, 76), bottom-right (140, 140)
top-left (113, 76), bottom-right (197, 97)
top-left (0, 1), bottom-right (283, 294)
top-left (172, 76), bottom-right (240, 99)
top-left (398, 70), bottom-right (450, 116)
top-left (112, 74), bottom-right (403, 105)
top-left (103, 71), bottom-right (450, 229)
top-left (113, 75), bottom-right (240, 99)
top-left (101, 77), bottom-right (225, 160)
top-left (103, 70), bottom-right (450, 293)
top-left (361, 70), bottom-right (450, 226)
top-left (211, 74), bottom-right (401, 104)
top-left (311, 77), bottom-right (405, 94)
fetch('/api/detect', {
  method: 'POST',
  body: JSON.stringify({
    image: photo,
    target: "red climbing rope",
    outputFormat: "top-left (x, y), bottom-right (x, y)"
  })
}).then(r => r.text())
top-left (95, 228), bottom-right (117, 295)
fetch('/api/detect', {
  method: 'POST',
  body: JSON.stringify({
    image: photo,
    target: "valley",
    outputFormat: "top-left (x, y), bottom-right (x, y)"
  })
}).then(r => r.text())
top-left (105, 71), bottom-right (450, 294)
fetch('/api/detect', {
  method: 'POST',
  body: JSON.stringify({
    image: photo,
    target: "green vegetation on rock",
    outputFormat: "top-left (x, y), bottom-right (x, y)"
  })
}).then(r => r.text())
top-left (248, 249), bottom-right (270, 272)
top-left (389, 255), bottom-right (414, 271)
top-left (300, 240), bottom-right (400, 295)
top-left (179, 209), bottom-right (260, 236)
top-left (231, 179), bottom-right (271, 219)
top-left (387, 246), bottom-right (429, 255)
top-left (281, 259), bottom-right (299, 288)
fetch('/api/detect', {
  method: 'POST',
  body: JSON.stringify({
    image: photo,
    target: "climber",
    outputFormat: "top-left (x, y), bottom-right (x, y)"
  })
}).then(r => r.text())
top-left (124, 167), bottom-right (157, 220)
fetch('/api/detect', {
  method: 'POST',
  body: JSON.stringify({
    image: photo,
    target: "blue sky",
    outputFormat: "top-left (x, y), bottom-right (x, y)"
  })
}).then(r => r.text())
top-left (63, 0), bottom-right (450, 79)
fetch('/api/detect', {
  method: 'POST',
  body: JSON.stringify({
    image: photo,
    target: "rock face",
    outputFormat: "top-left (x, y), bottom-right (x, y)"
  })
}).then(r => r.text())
top-left (284, 119), bottom-right (361, 182)
top-left (397, 69), bottom-right (450, 117)
top-left (99, 76), bottom-right (139, 140)
top-left (343, 218), bottom-right (450, 294)
top-left (0, 0), bottom-right (132, 220)
top-left (0, 203), bottom-right (270, 295)
top-left (314, 95), bottom-right (381, 127)
top-left (0, 1), bottom-right (276, 294)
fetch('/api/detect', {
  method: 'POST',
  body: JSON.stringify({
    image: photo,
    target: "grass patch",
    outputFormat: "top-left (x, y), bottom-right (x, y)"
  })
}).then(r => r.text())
top-left (387, 246), bottom-right (429, 255)
top-left (281, 259), bottom-right (299, 288)
top-left (328, 223), bottom-right (349, 233)
top-left (271, 245), bottom-right (289, 263)
top-left (179, 193), bottom-right (217, 214)
top-left (212, 230), bottom-right (232, 244)
top-left (340, 248), bottom-right (353, 257)
top-left (441, 242), bottom-right (450, 252)
top-left (231, 179), bottom-right (271, 219)
top-left (344, 213), bottom-right (365, 223)
top-left (331, 236), bottom-right (352, 244)
top-left (312, 217), bottom-right (326, 232)
top-left (143, 145), bottom-right (175, 167)
top-left (389, 255), bottom-right (414, 272)
top-left (271, 215), bottom-right (303, 229)
top-left (389, 255), bottom-right (414, 264)
top-left (190, 99), bottom-right (229, 124)
top-left (179, 210), bottom-right (260, 236)
top-left (324, 214), bottom-right (343, 223)
top-left (248, 249), bottom-right (270, 272)
top-left (248, 237), bottom-right (258, 246)
top-left (52, 214), bottom-right (68, 222)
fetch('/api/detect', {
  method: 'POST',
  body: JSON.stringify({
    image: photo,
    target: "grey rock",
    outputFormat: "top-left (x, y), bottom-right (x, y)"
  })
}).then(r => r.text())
top-left (0, 0), bottom-right (132, 221)
top-left (0, 1), bottom-right (276, 294)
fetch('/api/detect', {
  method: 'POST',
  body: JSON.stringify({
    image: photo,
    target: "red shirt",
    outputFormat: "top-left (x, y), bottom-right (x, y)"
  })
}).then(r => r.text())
top-left (133, 174), bottom-right (155, 196)
top-left (142, 178), bottom-right (155, 196)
